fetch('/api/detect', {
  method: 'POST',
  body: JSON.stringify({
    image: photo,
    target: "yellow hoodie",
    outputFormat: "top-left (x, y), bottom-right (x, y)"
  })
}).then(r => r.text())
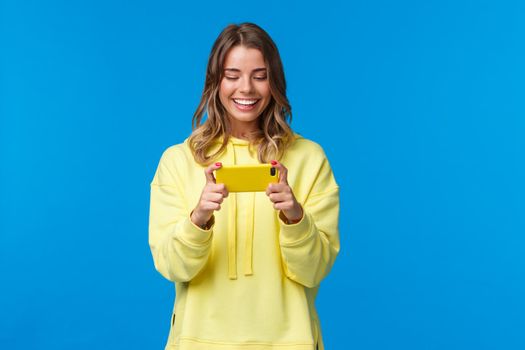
top-left (149, 133), bottom-right (340, 350)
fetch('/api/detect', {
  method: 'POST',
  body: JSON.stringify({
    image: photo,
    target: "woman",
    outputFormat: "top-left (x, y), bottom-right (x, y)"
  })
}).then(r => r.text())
top-left (149, 22), bottom-right (340, 350)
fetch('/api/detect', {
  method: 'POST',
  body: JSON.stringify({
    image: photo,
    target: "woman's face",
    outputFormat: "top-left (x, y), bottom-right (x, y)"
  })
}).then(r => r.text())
top-left (219, 45), bottom-right (271, 135)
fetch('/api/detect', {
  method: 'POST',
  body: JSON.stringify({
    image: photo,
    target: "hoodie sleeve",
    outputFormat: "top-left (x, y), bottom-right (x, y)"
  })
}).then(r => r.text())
top-left (279, 153), bottom-right (340, 288)
top-left (148, 147), bottom-right (214, 283)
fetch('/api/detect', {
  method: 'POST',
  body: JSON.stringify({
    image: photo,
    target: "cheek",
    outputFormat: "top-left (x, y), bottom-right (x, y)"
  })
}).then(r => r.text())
top-left (259, 85), bottom-right (272, 108)
top-left (259, 83), bottom-right (271, 100)
top-left (219, 80), bottom-right (229, 98)
top-left (219, 80), bottom-right (234, 99)
top-left (219, 86), bottom-right (232, 107)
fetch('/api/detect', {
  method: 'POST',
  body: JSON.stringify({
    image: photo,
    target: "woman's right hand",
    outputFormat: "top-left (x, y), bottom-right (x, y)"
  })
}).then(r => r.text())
top-left (190, 162), bottom-right (229, 228)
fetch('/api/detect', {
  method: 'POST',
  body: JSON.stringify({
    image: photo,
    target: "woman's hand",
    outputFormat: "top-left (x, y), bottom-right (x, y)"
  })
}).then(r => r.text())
top-left (265, 160), bottom-right (303, 224)
top-left (191, 162), bottom-right (229, 228)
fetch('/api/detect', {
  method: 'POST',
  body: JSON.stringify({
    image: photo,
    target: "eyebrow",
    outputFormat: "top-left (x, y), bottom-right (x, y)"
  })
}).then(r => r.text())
top-left (224, 67), bottom-right (267, 73)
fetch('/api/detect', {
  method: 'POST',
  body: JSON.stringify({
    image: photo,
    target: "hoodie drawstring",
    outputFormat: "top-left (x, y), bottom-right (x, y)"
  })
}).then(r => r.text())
top-left (227, 190), bottom-right (237, 279)
top-left (244, 191), bottom-right (255, 276)
top-left (226, 139), bottom-right (255, 279)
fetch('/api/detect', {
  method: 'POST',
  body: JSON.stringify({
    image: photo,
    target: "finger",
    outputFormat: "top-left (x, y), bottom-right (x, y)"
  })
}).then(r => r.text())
top-left (210, 183), bottom-right (228, 197)
top-left (270, 160), bottom-right (288, 184)
top-left (202, 201), bottom-right (221, 211)
top-left (266, 183), bottom-right (286, 196)
top-left (203, 192), bottom-right (224, 203)
top-left (268, 192), bottom-right (288, 203)
top-left (205, 162), bottom-right (222, 184)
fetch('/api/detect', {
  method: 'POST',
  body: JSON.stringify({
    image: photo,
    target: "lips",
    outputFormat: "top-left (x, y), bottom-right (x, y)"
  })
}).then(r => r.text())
top-left (232, 98), bottom-right (260, 111)
top-left (233, 98), bottom-right (259, 105)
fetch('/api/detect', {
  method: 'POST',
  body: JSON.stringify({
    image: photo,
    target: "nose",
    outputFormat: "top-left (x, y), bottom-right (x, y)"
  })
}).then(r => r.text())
top-left (239, 76), bottom-right (254, 94)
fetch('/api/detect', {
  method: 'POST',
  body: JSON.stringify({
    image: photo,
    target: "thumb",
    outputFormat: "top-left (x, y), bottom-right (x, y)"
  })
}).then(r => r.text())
top-left (205, 162), bottom-right (222, 184)
top-left (270, 160), bottom-right (288, 184)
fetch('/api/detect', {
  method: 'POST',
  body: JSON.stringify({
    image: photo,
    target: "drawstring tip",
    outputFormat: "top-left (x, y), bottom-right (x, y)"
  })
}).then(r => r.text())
top-left (228, 273), bottom-right (238, 280)
top-left (228, 261), bottom-right (238, 280)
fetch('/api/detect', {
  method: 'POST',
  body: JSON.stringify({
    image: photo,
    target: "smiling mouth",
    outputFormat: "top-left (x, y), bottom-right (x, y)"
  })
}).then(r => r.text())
top-left (232, 98), bottom-right (260, 111)
top-left (232, 98), bottom-right (260, 106)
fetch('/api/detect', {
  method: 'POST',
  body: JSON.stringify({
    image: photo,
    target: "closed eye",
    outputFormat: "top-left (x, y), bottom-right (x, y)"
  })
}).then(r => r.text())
top-left (224, 76), bottom-right (267, 81)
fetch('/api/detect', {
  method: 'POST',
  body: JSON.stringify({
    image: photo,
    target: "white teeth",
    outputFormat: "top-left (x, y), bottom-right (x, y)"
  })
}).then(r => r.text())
top-left (233, 99), bottom-right (258, 105)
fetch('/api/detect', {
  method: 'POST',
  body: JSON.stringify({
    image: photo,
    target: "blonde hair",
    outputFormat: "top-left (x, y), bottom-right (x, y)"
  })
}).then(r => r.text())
top-left (188, 22), bottom-right (295, 165)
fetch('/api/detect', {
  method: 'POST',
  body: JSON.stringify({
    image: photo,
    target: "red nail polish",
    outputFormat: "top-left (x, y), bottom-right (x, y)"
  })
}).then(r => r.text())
top-left (216, 162), bottom-right (222, 166)
top-left (271, 160), bottom-right (277, 165)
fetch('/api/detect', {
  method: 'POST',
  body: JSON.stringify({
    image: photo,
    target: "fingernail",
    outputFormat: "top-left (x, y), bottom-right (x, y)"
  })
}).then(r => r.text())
top-left (215, 162), bottom-right (222, 166)
top-left (271, 160), bottom-right (277, 165)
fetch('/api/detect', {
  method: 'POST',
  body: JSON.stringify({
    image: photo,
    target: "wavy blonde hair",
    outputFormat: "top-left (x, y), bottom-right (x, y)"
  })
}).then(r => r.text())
top-left (188, 22), bottom-right (295, 165)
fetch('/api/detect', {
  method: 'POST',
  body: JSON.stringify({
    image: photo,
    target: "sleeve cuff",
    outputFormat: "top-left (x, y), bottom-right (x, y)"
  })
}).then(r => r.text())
top-left (279, 211), bottom-right (314, 247)
top-left (175, 213), bottom-right (214, 246)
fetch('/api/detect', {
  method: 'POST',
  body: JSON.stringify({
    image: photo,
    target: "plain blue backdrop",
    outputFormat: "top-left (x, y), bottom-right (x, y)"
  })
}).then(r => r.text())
top-left (1, 0), bottom-right (524, 349)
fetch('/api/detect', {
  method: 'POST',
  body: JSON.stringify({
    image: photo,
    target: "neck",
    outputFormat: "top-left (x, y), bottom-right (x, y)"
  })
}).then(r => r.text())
top-left (229, 120), bottom-right (259, 140)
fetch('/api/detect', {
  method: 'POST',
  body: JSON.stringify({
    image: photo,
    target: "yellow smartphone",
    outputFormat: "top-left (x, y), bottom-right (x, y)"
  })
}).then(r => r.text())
top-left (215, 164), bottom-right (279, 192)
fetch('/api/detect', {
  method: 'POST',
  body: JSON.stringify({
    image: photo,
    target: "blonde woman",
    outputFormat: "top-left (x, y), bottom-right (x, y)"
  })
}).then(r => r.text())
top-left (149, 22), bottom-right (340, 350)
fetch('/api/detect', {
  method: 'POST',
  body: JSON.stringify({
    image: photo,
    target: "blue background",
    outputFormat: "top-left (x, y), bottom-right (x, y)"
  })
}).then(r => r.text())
top-left (1, 0), bottom-right (524, 349)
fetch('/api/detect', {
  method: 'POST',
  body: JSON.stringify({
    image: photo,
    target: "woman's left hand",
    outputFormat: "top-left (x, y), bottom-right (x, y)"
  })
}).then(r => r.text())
top-left (265, 160), bottom-right (304, 223)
